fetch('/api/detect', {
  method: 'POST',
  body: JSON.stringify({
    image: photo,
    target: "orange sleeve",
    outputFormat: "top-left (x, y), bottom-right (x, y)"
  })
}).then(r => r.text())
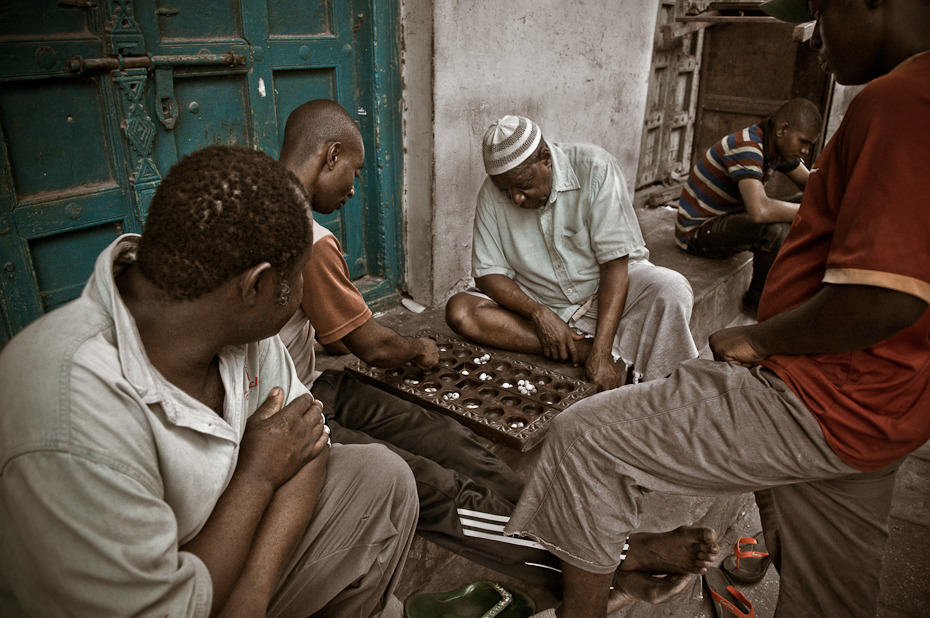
top-left (300, 234), bottom-right (372, 345)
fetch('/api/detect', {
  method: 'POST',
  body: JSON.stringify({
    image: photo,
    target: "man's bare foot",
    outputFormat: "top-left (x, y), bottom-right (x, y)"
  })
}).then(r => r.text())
top-left (621, 526), bottom-right (719, 575)
top-left (607, 571), bottom-right (693, 613)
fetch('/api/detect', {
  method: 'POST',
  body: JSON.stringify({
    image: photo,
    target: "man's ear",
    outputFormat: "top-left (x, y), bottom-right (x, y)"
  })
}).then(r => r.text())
top-left (775, 121), bottom-right (789, 137)
top-left (239, 262), bottom-right (274, 305)
top-left (325, 141), bottom-right (344, 171)
top-left (540, 146), bottom-right (552, 168)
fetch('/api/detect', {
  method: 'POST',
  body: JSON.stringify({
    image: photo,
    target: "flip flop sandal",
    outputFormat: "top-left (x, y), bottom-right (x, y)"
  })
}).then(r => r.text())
top-left (404, 581), bottom-right (536, 618)
top-left (704, 567), bottom-right (755, 618)
top-left (722, 531), bottom-right (772, 584)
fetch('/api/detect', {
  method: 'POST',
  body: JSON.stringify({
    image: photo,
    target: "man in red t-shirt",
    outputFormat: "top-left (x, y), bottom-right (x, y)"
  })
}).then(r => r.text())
top-left (503, 1), bottom-right (930, 616)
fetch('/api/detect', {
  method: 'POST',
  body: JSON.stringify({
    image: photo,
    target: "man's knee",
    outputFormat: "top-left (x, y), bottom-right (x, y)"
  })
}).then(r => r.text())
top-left (756, 222), bottom-right (790, 253)
top-left (646, 267), bottom-right (694, 310)
top-left (445, 292), bottom-right (479, 335)
top-left (371, 444), bottom-right (417, 495)
top-left (333, 444), bottom-right (417, 512)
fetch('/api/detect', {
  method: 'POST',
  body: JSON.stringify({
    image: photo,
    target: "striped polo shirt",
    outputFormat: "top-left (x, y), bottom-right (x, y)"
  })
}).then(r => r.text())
top-left (674, 124), bottom-right (799, 249)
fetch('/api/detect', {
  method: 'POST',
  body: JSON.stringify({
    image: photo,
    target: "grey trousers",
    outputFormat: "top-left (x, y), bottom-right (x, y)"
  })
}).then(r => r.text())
top-left (570, 260), bottom-right (698, 381)
top-left (268, 443), bottom-right (418, 618)
top-left (504, 358), bottom-right (900, 618)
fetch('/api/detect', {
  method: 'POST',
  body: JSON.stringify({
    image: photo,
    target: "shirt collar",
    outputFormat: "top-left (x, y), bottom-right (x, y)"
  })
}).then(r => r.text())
top-left (547, 141), bottom-right (580, 206)
top-left (756, 123), bottom-right (784, 170)
top-left (90, 235), bottom-right (244, 434)
top-left (86, 235), bottom-right (160, 401)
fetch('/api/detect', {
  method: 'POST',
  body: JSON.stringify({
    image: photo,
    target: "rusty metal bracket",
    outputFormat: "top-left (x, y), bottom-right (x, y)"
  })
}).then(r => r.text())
top-left (154, 67), bottom-right (178, 130)
top-left (65, 51), bottom-right (246, 130)
top-left (65, 51), bottom-right (246, 76)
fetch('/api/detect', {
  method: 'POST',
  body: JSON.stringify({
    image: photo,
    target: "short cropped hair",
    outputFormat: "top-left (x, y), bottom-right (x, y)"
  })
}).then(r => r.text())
top-left (137, 145), bottom-right (313, 301)
top-left (280, 99), bottom-right (362, 166)
top-left (773, 98), bottom-right (823, 133)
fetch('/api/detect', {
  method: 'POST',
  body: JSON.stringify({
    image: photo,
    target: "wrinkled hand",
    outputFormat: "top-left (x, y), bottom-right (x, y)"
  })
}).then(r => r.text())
top-left (531, 306), bottom-right (585, 364)
top-left (238, 389), bottom-right (329, 491)
top-left (709, 325), bottom-right (766, 367)
top-left (412, 337), bottom-right (440, 370)
top-left (585, 351), bottom-right (626, 393)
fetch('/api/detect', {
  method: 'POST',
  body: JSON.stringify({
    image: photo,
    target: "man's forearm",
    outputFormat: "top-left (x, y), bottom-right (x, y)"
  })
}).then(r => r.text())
top-left (753, 197), bottom-right (799, 223)
top-left (343, 317), bottom-right (431, 367)
top-left (475, 274), bottom-right (547, 320)
top-left (219, 452), bottom-right (330, 616)
top-left (180, 471), bottom-right (277, 614)
top-left (590, 258), bottom-right (629, 356)
top-left (732, 284), bottom-right (926, 359)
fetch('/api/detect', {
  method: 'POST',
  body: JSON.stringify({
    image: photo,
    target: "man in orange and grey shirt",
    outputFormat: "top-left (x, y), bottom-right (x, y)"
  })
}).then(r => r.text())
top-left (275, 99), bottom-right (564, 584)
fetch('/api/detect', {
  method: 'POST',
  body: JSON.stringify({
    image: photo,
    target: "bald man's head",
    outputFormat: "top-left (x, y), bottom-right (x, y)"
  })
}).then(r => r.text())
top-left (280, 99), bottom-right (362, 169)
top-left (280, 100), bottom-right (365, 215)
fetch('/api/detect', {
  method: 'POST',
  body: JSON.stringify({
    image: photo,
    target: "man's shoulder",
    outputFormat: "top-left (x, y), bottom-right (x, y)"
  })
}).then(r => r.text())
top-left (312, 219), bottom-right (334, 245)
top-left (307, 227), bottom-right (344, 272)
top-left (553, 142), bottom-right (619, 188)
top-left (854, 53), bottom-right (930, 112)
top-left (721, 125), bottom-right (763, 151)
top-left (0, 302), bottom-right (124, 459)
top-left (476, 175), bottom-right (508, 210)
top-left (1, 298), bottom-right (113, 379)
top-left (555, 141), bottom-right (614, 163)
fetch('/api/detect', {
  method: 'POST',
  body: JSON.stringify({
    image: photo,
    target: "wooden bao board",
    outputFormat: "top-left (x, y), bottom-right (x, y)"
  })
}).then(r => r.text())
top-left (345, 332), bottom-right (595, 451)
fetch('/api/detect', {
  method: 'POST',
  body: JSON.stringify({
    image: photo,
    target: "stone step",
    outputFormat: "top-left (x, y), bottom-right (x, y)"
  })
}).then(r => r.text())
top-left (636, 203), bottom-right (753, 351)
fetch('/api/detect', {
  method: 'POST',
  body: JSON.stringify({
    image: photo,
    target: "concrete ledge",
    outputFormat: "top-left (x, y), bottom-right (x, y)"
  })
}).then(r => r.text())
top-left (636, 204), bottom-right (752, 350)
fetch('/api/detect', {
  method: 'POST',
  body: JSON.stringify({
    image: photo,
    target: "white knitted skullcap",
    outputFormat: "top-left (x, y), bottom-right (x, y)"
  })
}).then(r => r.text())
top-left (482, 115), bottom-right (542, 176)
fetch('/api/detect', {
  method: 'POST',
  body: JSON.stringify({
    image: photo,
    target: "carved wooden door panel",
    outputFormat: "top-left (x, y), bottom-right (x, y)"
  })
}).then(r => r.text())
top-left (0, 0), bottom-right (402, 342)
top-left (637, 0), bottom-right (704, 191)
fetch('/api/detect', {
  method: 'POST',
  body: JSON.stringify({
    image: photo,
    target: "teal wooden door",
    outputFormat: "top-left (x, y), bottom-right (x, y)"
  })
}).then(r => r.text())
top-left (0, 0), bottom-right (401, 343)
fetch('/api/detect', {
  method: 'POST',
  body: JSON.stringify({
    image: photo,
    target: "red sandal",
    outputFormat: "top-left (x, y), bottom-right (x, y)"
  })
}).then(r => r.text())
top-left (704, 567), bottom-right (755, 618)
top-left (723, 531), bottom-right (772, 584)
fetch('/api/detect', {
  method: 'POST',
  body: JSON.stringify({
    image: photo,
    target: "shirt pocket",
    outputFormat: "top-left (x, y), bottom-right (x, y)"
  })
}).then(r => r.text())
top-left (563, 229), bottom-right (592, 253)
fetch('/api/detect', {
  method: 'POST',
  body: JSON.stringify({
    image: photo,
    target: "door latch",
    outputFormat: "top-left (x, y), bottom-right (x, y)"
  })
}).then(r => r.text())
top-left (66, 51), bottom-right (246, 130)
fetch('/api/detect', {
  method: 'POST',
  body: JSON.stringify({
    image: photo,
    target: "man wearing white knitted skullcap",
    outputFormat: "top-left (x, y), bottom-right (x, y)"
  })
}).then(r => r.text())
top-left (482, 115), bottom-right (542, 176)
top-left (446, 115), bottom-right (699, 392)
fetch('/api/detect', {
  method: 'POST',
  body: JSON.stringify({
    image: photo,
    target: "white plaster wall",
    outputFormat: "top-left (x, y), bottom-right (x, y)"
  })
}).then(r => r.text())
top-left (399, 0), bottom-right (435, 304)
top-left (401, 0), bottom-right (659, 307)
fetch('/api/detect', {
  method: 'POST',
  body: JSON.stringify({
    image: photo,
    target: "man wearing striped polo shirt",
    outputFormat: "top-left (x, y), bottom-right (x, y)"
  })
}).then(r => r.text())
top-left (675, 99), bottom-right (822, 314)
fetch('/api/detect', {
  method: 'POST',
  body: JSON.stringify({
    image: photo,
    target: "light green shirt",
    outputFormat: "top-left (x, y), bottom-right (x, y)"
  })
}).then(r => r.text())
top-left (471, 141), bottom-right (649, 321)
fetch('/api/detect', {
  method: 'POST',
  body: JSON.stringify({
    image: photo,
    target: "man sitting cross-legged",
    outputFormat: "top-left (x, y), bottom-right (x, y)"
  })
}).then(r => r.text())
top-left (446, 116), bottom-right (698, 392)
